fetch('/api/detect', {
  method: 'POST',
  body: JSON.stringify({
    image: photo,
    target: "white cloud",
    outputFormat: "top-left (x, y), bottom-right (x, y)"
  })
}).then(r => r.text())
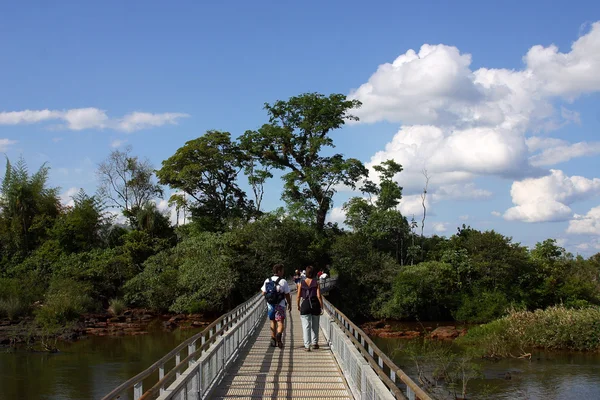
top-left (0, 108), bottom-right (189, 132)
top-left (399, 194), bottom-right (429, 217)
top-left (0, 138), bottom-right (17, 152)
top-left (352, 22), bottom-right (600, 210)
top-left (60, 187), bottom-right (80, 207)
top-left (432, 222), bottom-right (448, 233)
top-left (329, 206), bottom-right (346, 226)
top-left (432, 183), bottom-right (492, 201)
top-left (528, 139), bottom-right (600, 166)
top-left (111, 139), bottom-right (127, 148)
top-left (567, 205), bottom-right (600, 235)
top-left (504, 170), bottom-right (600, 222)
top-left (117, 112), bottom-right (189, 133)
top-left (459, 215), bottom-right (470, 221)
top-left (491, 211), bottom-right (502, 217)
top-left (52, 137), bottom-right (63, 143)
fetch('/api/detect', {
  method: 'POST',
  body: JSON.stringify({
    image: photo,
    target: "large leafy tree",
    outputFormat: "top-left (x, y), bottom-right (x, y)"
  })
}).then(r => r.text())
top-left (0, 158), bottom-right (61, 262)
top-left (156, 130), bottom-right (250, 231)
top-left (241, 93), bottom-right (368, 231)
top-left (97, 146), bottom-right (163, 225)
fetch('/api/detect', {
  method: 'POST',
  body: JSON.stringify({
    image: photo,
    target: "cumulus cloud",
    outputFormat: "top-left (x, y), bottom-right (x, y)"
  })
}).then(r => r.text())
top-left (0, 108), bottom-right (189, 132)
top-left (0, 138), bottom-right (17, 152)
top-left (352, 22), bottom-right (600, 207)
top-left (504, 170), bottom-right (600, 222)
top-left (60, 187), bottom-right (80, 207)
top-left (432, 222), bottom-right (448, 233)
top-left (567, 205), bottom-right (600, 235)
top-left (527, 138), bottom-right (600, 166)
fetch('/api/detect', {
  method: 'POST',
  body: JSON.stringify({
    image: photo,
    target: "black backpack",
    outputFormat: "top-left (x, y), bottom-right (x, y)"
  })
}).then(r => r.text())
top-left (264, 277), bottom-right (284, 305)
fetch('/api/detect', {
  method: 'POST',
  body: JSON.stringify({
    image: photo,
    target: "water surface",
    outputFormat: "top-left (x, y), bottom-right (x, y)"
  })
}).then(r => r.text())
top-left (0, 326), bottom-right (202, 400)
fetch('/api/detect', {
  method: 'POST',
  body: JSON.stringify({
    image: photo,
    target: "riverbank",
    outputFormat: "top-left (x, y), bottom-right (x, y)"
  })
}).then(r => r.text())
top-left (0, 309), bottom-right (211, 348)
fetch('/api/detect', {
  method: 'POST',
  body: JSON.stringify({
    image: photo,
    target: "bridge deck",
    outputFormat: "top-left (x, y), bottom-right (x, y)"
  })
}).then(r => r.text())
top-left (212, 294), bottom-right (353, 399)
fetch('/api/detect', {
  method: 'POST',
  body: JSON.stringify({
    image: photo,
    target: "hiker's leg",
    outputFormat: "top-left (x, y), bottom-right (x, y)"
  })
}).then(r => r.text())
top-left (300, 314), bottom-right (311, 348)
top-left (267, 305), bottom-right (276, 339)
top-left (311, 314), bottom-right (320, 345)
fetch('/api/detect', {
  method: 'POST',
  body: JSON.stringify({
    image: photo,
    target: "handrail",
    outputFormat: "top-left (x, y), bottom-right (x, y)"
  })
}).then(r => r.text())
top-left (324, 299), bottom-right (432, 400)
top-left (101, 292), bottom-right (264, 400)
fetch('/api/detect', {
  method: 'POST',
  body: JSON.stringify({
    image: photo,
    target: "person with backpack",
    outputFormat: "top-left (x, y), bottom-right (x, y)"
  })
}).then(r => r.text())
top-left (296, 265), bottom-right (323, 351)
top-left (261, 264), bottom-right (292, 348)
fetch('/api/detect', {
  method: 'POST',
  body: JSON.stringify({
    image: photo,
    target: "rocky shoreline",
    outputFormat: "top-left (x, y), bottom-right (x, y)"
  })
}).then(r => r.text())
top-left (0, 309), bottom-right (211, 347)
top-left (361, 320), bottom-right (468, 340)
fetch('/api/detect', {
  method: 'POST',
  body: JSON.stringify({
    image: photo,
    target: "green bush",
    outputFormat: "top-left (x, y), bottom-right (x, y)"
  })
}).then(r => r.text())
top-left (35, 278), bottom-right (93, 329)
top-left (108, 298), bottom-right (126, 316)
top-left (453, 290), bottom-right (512, 323)
top-left (0, 297), bottom-right (28, 320)
top-left (459, 305), bottom-right (600, 356)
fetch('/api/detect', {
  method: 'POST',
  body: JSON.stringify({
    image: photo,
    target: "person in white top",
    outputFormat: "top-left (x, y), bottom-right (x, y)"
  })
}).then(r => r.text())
top-left (261, 264), bottom-right (292, 348)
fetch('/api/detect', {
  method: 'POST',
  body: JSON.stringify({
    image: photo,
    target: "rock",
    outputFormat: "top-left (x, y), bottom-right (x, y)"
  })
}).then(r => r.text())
top-left (429, 326), bottom-right (460, 340)
top-left (140, 314), bottom-right (153, 321)
top-left (191, 321), bottom-right (208, 328)
top-left (163, 321), bottom-right (176, 330)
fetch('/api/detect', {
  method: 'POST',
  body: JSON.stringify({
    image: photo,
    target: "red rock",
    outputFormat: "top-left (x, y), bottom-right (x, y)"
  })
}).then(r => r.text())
top-left (429, 326), bottom-right (460, 340)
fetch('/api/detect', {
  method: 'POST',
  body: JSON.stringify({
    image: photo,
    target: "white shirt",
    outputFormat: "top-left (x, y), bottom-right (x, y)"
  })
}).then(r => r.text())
top-left (320, 273), bottom-right (328, 280)
top-left (261, 276), bottom-right (291, 307)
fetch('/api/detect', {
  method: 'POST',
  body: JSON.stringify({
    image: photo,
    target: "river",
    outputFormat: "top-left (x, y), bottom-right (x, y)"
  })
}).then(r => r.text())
top-left (372, 336), bottom-right (600, 399)
top-left (0, 326), bottom-right (202, 400)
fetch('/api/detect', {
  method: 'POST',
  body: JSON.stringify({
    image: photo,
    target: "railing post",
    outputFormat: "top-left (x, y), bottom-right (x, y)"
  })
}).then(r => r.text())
top-left (176, 352), bottom-right (181, 378)
top-left (159, 363), bottom-right (165, 394)
top-left (189, 340), bottom-right (196, 367)
top-left (360, 364), bottom-right (367, 400)
top-left (133, 381), bottom-right (143, 400)
top-left (407, 386), bottom-right (416, 400)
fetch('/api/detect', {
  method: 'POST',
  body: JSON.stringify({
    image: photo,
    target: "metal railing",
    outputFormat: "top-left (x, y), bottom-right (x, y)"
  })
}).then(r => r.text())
top-left (323, 300), bottom-right (432, 400)
top-left (101, 292), bottom-right (265, 400)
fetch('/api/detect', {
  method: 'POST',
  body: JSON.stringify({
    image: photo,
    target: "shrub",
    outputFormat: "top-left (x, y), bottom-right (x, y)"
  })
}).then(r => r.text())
top-left (0, 297), bottom-right (28, 320)
top-left (35, 278), bottom-right (93, 329)
top-left (108, 298), bottom-right (126, 316)
top-left (453, 290), bottom-right (512, 323)
top-left (459, 305), bottom-right (600, 356)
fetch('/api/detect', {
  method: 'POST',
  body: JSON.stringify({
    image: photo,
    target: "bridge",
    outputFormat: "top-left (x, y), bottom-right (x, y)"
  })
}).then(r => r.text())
top-left (102, 279), bottom-right (431, 400)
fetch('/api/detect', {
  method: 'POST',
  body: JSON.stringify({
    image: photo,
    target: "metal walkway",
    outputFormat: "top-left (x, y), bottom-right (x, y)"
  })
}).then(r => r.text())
top-left (102, 278), bottom-right (432, 400)
top-left (212, 293), bottom-right (352, 399)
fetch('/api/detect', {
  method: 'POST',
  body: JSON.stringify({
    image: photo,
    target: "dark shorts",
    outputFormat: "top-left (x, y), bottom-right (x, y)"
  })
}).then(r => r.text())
top-left (267, 304), bottom-right (286, 321)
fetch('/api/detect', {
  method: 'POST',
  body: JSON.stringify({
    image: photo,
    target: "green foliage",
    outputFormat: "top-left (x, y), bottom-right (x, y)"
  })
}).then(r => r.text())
top-left (330, 233), bottom-right (399, 320)
top-left (157, 130), bottom-right (250, 232)
top-left (123, 249), bottom-right (180, 312)
top-left (50, 190), bottom-right (109, 253)
top-left (97, 146), bottom-right (163, 226)
top-left (0, 157), bottom-right (61, 262)
top-left (35, 278), bottom-right (93, 328)
top-left (241, 93), bottom-right (368, 230)
top-left (453, 290), bottom-right (512, 323)
top-left (0, 297), bottom-right (28, 320)
top-left (383, 261), bottom-right (459, 320)
top-left (460, 306), bottom-right (600, 356)
top-left (108, 298), bottom-right (126, 316)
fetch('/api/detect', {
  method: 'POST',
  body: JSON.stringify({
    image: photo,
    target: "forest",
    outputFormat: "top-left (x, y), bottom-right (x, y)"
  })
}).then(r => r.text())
top-left (1, 92), bottom-right (599, 343)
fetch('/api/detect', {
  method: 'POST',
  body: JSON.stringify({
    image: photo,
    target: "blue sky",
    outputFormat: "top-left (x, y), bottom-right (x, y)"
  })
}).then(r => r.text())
top-left (2, 1), bottom-right (600, 255)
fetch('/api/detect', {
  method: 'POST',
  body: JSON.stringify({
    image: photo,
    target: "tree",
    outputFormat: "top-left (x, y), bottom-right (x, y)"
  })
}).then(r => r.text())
top-left (156, 130), bottom-right (250, 231)
top-left (168, 193), bottom-right (188, 226)
top-left (0, 158), bottom-right (61, 261)
top-left (240, 93), bottom-right (368, 231)
top-left (97, 146), bottom-right (163, 225)
top-left (51, 189), bottom-right (109, 253)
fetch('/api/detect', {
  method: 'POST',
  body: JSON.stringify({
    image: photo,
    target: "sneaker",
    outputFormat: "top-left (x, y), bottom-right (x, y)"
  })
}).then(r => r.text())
top-left (312, 344), bottom-right (319, 350)
top-left (276, 333), bottom-right (283, 348)
top-left (270, 337), bottom-right (277, 347)
top-left (304, 346), bottom-right (311, 352)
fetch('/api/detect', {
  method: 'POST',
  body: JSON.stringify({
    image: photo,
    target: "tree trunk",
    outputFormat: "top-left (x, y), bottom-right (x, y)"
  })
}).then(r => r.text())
top-left (316, 207), bottom-right (327, 231)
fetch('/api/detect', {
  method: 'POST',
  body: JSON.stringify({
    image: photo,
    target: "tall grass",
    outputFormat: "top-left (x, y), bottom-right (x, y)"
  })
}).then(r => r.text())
top-left (0, 297), bottom-right (28, 320)
top-left (459, 306), bottom-right (600, 357)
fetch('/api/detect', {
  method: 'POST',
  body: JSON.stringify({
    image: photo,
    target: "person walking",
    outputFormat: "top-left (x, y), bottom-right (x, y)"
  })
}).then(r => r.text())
top-left (262, 264), bottom-right (292, 348)
top-left (296, 265), bottom-right (323, 351)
